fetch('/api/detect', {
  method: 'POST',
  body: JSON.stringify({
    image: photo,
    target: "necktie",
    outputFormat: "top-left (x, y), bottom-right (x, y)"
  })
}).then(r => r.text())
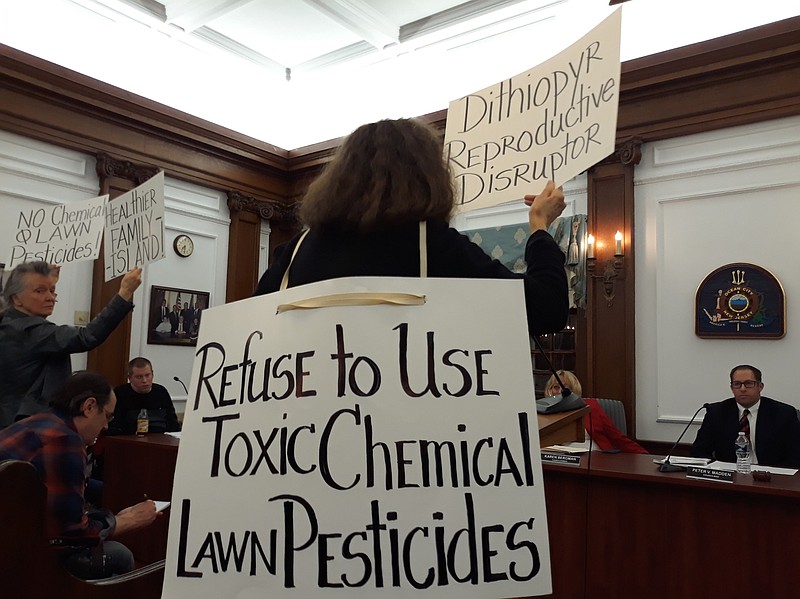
top-left (738, 408), bottom-right (750, 439)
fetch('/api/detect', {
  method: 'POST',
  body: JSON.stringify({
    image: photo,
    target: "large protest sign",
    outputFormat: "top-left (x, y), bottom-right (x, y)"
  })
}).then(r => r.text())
top-left (444, 8), bottom-right (622, 210)
top-left (7, 194), bottom-right (108, 267)
top-left (103, 171), bottom-right (165, 280)
top-left (163, 277), bottom-right (552, 598)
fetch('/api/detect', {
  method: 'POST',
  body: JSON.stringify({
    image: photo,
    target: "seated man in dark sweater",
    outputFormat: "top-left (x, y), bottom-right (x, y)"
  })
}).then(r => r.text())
top-left (107, 357), bottom-right (181, 435)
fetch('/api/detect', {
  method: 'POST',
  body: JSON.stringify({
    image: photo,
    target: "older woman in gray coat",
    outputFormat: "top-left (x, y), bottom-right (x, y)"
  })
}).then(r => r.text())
top-left (0, 261), bottom-right (141, 427)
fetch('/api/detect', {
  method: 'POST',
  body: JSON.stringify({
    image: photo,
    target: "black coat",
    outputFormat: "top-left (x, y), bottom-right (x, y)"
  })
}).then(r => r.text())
top-left (107, 383), bottom-right (181, 435)
top-left (255, 220), bottom-right (568, 336)
top-left (691, 396), bottom-right (800, 468)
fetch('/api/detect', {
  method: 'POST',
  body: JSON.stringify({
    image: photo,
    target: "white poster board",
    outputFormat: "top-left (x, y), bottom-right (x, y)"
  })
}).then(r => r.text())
top-left (7, 194), bottom-right (107, 267)
top-left (103, 171), bottom-right (165, 280)
top-left (163, 277), bottom-right (551, 598)
top-left (444, 9), bottom-right (622, 210)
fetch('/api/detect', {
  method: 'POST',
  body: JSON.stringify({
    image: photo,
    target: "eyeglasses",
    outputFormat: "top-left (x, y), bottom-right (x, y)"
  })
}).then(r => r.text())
top-left (101, 407), bottom-right (115, 423)
top-left (731, 380), bottom-right (759, 389)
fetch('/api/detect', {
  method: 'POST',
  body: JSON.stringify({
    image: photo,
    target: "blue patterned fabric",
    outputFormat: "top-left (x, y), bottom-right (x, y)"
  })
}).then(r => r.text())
top-left (464, 215), bottom-right (587, 309)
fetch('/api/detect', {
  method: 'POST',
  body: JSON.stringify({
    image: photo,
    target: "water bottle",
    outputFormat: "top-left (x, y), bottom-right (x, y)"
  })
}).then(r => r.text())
top-left (735, 432), bottom-right (751, 474)
top-left (136, 408), bottom-right (149, 436)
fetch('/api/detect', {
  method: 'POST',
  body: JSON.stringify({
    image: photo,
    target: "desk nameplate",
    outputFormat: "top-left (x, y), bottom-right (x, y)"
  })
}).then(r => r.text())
top-left (686, 466), bottom-right (734, 483)
top-left (541, 451), bottom-right (582, 466)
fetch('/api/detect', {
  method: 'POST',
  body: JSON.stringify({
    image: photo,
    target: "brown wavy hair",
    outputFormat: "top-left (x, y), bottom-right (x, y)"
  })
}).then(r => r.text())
top-left (298, 118), bottom-right (456, 233)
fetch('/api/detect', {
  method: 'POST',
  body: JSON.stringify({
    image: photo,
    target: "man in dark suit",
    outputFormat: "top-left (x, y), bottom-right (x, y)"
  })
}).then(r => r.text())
top-left (154, 298), bottom-right (168, 328)
top-left (691, 364), bottom-right (800, 468)
top-left (180, 301), bottom-right (194, 328)
top-left (168, 304), bottom-right (181, 336)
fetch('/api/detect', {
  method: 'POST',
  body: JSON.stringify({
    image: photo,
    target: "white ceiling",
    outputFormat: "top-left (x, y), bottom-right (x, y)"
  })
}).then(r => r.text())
top-left (1, 0), bottom-right (799, 150)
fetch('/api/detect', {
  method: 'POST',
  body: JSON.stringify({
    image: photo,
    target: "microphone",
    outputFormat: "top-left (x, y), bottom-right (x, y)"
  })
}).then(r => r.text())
top-left (173, 376), bottom-right (188, 394)
top-left (531, 335), bottom-right (586, 414)
top-left (658, 403), bottom-right (709, 472)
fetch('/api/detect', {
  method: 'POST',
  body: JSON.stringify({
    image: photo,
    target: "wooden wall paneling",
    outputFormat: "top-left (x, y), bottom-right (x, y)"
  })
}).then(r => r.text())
top-left (87, 154), bottom-right (159, 387)
top-left (539, 468), bottom-right (588, 599)
top-left (582, 472), bottom-right (800, 598)
top-left (225, 191), bottom-right (299, 301)
top-left (573, 308), bottom-right (588, 393)
top-left (0, 43), bottom-right (293, 208)
top-left (617, 16), bottom-right (800, 144)
top-left (583, 479), bottom-right (667, 597)
top-left (226, 193), bottom-right (263, 302)
top-left (585, 140), bottom-right (638, 437)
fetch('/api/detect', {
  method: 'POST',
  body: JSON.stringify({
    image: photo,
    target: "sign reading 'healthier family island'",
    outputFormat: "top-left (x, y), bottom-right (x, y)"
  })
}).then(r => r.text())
top-left (444, 8), bottom-right (622, 210)
top-left (164, 277), bottom-right (552, 598)
top-left (6, 171), bottom-right (166, 276)
top-left (103, 171), bottom-right (166, 281)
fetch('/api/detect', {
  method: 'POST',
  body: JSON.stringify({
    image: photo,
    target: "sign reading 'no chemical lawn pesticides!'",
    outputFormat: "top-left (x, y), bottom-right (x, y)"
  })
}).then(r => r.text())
top-left (7, 171), bottom-right (166, 279)
top-left (164, 277), bottom-right (552, 598)
top-left (445, 8), bottom-right (622, 211)
top-left (7, 194), bottom-right (108, 267)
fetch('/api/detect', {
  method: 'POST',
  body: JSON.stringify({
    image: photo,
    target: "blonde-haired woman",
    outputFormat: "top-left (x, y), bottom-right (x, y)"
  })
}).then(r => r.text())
top-left (544, 371), bottom-right (647, 454)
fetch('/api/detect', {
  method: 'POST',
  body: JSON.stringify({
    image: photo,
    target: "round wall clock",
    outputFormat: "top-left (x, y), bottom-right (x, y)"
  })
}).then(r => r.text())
top-left (173, 234), bottom-right (194, 257)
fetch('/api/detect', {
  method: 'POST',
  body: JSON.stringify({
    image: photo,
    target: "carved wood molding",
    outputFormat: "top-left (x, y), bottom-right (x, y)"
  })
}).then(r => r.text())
top-left (617, 137), bottom-right (643, 166)
top-left (598, 137), bottom-right (643, 167)
top-left (0, 43), bottom-right (291, 202)
top-left (617, 17), bottom-right (800, 142)
top-left (227, 190), bottom-right (297, 224)
top-left (288, 18), bottom-right (800, 168)
top-left (96, 152), bottom-right (159, 186)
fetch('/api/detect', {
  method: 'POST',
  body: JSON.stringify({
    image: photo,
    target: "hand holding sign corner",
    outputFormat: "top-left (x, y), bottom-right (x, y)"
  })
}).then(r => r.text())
top-left (525, 180), bottom-right (566, 233)
top-left (117, 266), bottom-right (143, 302)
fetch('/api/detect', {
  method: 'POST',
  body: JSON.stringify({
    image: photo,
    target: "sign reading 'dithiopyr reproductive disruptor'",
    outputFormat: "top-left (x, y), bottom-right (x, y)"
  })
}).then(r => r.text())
top-left (163, 277), bottom-right (552, 598)
top-left (444, 9), bottom-right (621, 210)
top-left (103, 171), bottom-right (165, 280)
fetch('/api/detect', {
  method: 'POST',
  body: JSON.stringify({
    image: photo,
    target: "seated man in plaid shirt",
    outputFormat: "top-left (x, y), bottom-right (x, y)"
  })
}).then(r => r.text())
top-left (0, 371), bottom-right (159, 579)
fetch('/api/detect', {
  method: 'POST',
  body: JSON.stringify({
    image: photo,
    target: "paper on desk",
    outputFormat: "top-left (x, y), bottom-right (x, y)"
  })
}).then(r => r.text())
top-left (154, 501), bottom-right (170, 512)
top-left (705, 461), bottom-right (798, 476)
top-left (543, 445), bottom-right (588, 454)
top-left (165, 431), bottom-right (181, 439)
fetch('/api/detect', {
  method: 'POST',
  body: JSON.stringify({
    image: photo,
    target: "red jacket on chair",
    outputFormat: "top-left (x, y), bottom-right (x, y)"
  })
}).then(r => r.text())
top-left (584, 398), bottom-right (647, 454)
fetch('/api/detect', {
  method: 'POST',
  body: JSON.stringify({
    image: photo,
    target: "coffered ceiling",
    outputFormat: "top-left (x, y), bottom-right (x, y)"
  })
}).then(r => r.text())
top-left (1, 0), bottom-right (798, 149)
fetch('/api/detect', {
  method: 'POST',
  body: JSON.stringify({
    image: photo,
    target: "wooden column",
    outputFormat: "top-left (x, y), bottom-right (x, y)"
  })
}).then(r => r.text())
top-left (225, 192), bottom-right (299, 302)
top-left (585, 138), bottom-right (640, 436)
top-left (87, 153), bottom-right (159, 386)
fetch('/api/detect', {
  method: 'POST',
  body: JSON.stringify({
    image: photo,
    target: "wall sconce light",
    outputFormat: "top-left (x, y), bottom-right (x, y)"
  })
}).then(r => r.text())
top-left (587, 231), bottom-right (624, 307)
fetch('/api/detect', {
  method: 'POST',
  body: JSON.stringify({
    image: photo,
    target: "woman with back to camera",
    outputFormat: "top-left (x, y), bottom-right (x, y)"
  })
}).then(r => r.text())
top-left (255, 118), bottom-right (569, 336)
top-left (544, 370), bottom-right (647, 454)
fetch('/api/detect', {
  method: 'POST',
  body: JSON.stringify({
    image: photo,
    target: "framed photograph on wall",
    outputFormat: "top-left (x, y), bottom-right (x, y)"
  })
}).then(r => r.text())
top-left (147, 285), bottom-right (210, 346)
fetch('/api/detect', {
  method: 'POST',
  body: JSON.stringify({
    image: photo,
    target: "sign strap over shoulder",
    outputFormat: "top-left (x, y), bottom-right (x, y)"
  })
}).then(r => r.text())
top-left (419, 220), bottom-right (427, 278)
top-left (275, 221), bottom-right (429, 312)
top-left (279, 229), bottom-right (311, 291)
top-left (280, 221), bottom-right (428, 291)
